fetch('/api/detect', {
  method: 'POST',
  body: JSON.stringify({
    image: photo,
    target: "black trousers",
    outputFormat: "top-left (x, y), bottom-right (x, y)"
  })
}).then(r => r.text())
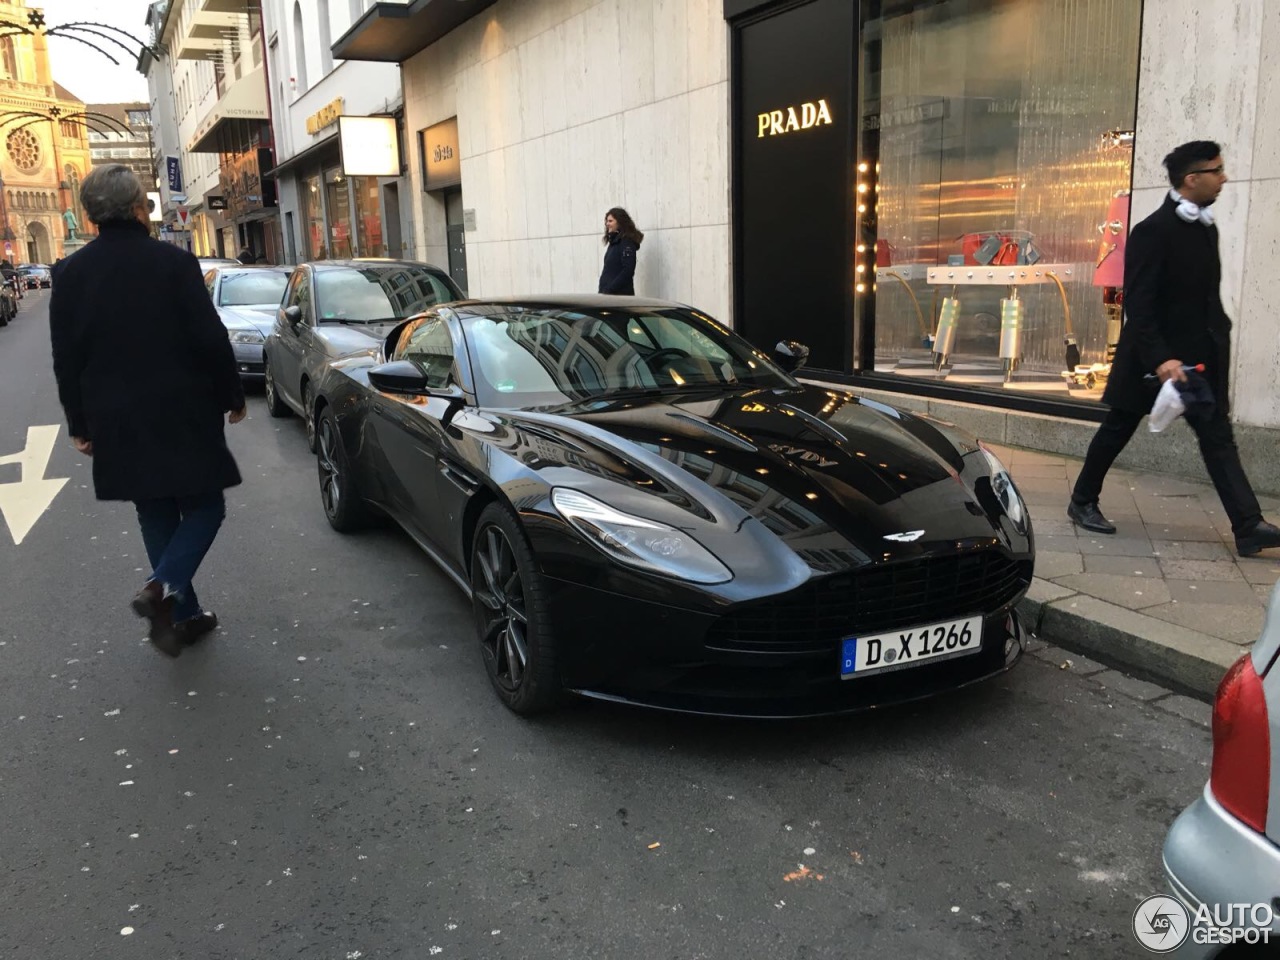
top-left (1072, 407), bottom-right (1262, 535)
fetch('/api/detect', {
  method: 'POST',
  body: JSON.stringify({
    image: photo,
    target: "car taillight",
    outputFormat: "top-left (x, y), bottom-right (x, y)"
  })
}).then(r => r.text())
top-left (1210, 654), bottom-right (1272, 833)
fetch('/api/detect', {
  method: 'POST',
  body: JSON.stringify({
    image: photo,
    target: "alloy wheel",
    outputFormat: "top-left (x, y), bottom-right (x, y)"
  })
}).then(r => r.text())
top-left (265, 364), bottom-right (278, 408)
top-left (316, 415), bottom-right (341, 519)
top-left (472, 525), bottom-right (528, 693)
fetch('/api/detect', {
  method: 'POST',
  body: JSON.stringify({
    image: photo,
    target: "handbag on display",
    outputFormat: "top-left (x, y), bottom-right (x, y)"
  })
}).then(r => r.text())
top-left (960, 231), bottom-right (1039, 267)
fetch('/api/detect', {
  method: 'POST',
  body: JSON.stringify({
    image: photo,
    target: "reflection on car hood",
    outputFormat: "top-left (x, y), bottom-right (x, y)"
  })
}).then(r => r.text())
top-left (218, 306), bottom-right (274, 335)
top-left (480, 384), bottom-right (1015, 575)
top-left (315, 321), bottom-right (401, 359)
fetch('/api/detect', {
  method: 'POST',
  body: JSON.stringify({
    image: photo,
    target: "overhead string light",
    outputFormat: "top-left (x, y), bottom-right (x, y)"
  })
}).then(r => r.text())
top-left (0, 9), bottom-right (160, 66)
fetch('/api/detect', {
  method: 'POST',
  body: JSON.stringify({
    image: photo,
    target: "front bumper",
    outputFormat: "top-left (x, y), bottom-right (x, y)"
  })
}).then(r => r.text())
top-left (543, 576), bottom-right (1027, 717)
top-left (231, 341), bottom-right (266, 380)
top-left (1162, 786), bottom-right (1280, 959)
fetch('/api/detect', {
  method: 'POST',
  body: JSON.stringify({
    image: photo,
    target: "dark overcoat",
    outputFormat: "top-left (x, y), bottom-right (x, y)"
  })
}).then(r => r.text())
top-left (1104, 194), bottom-right (1233, 415)
top-left (599, 233), bottom-right (639, 295)
top-left (49, 219), bottom-right (245, 501)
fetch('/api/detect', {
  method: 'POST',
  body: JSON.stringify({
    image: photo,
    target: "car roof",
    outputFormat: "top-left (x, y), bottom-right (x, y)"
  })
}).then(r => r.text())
top-left (308, 259), bottom-right (450, 273)
top-left (449, 294), bottom-right (691, 313)
top-left (210, 264), bottom-right (290, 272)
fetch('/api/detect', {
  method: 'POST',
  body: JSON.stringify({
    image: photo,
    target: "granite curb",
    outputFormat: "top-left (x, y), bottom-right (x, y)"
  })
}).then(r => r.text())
top-left (1016, 578), bottom-right (1243, 700)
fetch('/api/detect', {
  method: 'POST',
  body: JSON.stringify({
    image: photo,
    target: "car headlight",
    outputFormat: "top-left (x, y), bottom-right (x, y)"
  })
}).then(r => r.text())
top-left (550, 488), bottom-right (732, 584)
top-left (229, 330), bottom-right (265, 344)
top-left (978, 443), bottom-right (1026, 532)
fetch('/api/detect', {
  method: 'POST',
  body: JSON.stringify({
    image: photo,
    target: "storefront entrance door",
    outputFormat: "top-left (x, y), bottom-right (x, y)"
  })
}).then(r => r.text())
top-left (445, 188), bottom-right (468, 295)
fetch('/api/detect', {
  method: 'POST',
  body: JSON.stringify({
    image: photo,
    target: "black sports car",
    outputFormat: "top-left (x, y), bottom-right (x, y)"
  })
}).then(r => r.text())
top-left (305, 296), bottom-right (1035, 717)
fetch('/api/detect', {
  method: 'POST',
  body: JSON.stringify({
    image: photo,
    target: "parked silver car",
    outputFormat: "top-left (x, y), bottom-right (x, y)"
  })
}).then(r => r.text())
top-left (262, 259), bottom-right (461, 449)
top-left (1161, 582), bottom-right (1280, 957)
top-left (204, 265), bottom-right (292, 382)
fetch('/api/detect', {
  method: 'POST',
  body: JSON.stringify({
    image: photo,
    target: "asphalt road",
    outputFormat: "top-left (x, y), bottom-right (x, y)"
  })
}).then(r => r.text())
top-left (1, 291), bottom-right (1213, 959)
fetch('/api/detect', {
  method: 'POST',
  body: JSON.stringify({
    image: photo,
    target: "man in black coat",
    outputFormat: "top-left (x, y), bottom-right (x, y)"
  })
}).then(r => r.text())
top-left (1068, 141), bottom-right (1280, 558)
top-left (50, 164), bottom-right (248, 656)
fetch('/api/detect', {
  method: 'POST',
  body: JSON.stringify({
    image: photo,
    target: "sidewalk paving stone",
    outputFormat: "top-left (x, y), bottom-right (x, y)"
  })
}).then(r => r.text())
top-left (1141, 602), bottom-right (1263, 647)
top-left (1156, 559), bottom-right (1246, 582)
top-left (1165, 580), bottom-right (1260, 606)
top-left (1149, 539), bottom-right (1232, 560)
top-left (1036, 551), bottom-right (1084, 580)
top-left (1053, 573), bottom-right (1170, 610)
top-left (1082, 555), bottom-right (1162, 578)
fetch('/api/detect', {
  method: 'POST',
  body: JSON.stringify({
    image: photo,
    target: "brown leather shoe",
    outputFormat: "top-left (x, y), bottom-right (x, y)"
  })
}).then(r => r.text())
top-left (176, 611), bottom-right (218, 646)
top-left (131, 581), bottom-right (181, 657)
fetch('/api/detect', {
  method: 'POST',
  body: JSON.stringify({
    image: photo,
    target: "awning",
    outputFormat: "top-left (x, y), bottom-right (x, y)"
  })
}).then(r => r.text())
top-left (264, 134), bottom-right (339, 178)
top-left (331, 0), bottom-right (498, 63)
top-left (188, 64), bottom-right (269, 153)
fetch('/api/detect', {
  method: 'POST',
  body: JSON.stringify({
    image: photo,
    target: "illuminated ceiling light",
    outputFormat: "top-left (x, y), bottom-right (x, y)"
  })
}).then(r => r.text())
top-left (857, 184), bottom-right (868, 193)
top-left (855, 264), bottom-right (865, 274)
top-left (805, 493), bottom-right (819, 501)
top-left (755, 468), bottom-right (769, 475)
top-left (855, 283), bottom-right (866, 293)
top-left (856, 245), bottom-right (866, 253)
top-left (858, 162), bottom-right (868, 173)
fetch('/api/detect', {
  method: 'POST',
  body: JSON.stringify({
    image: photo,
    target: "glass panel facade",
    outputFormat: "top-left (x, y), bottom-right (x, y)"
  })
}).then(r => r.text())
top-left (301, 173), bottom-right (325, 260)
top-left (857, 0), bottom-right (1141, 401)
top-left (325, 169), bottom-right (353, 259)
top-left (352, 176), bottom-right (385, 257)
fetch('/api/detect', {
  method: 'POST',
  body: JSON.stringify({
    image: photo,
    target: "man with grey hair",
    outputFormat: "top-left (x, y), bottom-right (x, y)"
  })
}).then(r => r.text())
top-left (50, 163), bottom-right (247, 657)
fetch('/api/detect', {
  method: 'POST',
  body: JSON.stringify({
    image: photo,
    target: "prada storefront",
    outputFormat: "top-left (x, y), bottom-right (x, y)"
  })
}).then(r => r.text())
top-left (729, 0), bottom-right (1142, 413)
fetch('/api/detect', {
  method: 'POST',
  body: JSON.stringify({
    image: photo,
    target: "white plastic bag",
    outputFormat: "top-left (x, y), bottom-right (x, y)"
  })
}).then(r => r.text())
top-left (1148, 378), bottom-right (1185, 433)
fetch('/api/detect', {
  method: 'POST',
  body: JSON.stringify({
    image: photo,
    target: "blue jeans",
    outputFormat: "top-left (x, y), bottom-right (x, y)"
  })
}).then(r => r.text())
top-left (134, 492), bottom-right (226, 623)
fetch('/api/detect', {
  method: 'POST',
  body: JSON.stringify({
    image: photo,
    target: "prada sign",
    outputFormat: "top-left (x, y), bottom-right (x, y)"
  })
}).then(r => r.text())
top-left (757, 99), bottom-right (833, 138)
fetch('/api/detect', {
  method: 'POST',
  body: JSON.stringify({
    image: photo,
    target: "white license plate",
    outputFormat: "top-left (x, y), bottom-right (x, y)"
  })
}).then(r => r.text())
top-left (840, 615), bottom-right (983, 678)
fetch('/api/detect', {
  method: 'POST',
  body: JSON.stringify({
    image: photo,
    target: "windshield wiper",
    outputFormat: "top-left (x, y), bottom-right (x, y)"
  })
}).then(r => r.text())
top-left (318, 318), bottom-right (384, 326)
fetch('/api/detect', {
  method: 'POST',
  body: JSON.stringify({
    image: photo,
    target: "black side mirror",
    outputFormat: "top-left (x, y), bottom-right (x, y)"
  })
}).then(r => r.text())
top-left (284, 304), bottom-right (302, 326)
top-left (368, 360), bottom-right (430, 394)
top-left (773, 340), bottom-right (810, 373)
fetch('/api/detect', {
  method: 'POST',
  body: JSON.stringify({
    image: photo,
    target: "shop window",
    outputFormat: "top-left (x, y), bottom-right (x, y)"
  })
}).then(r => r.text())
top-left (352, 176), bottom-right (384, 258)
top-left (857, 0), bottom-right (1140, 403)
top-left (325, 169), bottom-right (352, 259)
top-left (302, 173), bottom-right (325, 259)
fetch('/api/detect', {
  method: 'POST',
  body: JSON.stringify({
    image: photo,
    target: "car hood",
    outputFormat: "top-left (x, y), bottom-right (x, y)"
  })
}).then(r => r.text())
top-left (477, 384), bottom-right (1023, 576)
top-left (314, 321), bottom-right (402, 359)
top-left (219, 306), bottom-right (275, 335)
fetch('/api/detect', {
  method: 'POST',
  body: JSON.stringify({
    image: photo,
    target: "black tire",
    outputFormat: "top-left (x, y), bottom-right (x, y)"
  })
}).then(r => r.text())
top-left (263, 356), bottom-right (290, 418)
top-left (471, 503), bottom-right (561, 715)
top-left (315, 406), bottom-right (370, 532)
top-left (302, 381), bottom-right (317, 453)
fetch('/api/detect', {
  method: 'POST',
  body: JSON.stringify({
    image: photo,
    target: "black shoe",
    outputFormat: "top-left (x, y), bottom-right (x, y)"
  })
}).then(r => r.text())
top-left (131, 581), bottom-right (182, 658)
top-left (1067, 500), bottom-right (1117, 535)
top-left (1236, 520), bottom-right (1280, 558)
top-left (176, 611), bottom-right (218, 646)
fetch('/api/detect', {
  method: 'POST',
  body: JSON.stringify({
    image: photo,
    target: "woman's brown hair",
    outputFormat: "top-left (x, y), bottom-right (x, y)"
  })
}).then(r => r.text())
top-left (603, 207), bottom-right (644, 246)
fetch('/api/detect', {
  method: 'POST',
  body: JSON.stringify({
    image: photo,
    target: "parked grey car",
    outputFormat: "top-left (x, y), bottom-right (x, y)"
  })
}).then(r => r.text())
top-left (1161, 581), bottom-right (1280, 957)
top-left (204, 265), bottom-right (292, 382)
top-left (262, 259), bottom-right (461, 449)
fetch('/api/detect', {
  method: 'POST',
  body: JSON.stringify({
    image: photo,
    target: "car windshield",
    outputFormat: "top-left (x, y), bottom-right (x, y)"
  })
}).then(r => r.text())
top-left (314, 265), bottom-right (459, 324)
top-left (463, 306), bottom-right (796, 408)
top-left (219, 271), bottom-right (290, 306)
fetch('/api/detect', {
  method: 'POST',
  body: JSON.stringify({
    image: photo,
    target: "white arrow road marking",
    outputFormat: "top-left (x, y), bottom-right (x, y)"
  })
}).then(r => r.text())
top-left (0, 425), bottom-right (70, 546)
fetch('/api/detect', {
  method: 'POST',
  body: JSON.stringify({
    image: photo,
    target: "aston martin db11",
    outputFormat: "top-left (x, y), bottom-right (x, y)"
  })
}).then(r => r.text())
top-left (304, 296), bottom-right (1035, 716)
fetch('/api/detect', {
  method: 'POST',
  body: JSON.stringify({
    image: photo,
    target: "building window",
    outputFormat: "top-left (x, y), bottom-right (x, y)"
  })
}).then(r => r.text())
top-left (6, 129), bottom-right (41, 174)
top-left (318, 0), bottom-right (333, 75)
top-left (856, 0), bottom-right (1141, 403)
top-left (0, 37), bottom-right (16, 80)
top-left (292, 1), bottom-right (308, 93)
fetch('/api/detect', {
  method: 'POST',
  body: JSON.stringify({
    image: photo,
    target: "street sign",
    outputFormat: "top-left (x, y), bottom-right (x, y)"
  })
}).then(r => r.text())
top-left (176, 205), bottom-right (190, 228)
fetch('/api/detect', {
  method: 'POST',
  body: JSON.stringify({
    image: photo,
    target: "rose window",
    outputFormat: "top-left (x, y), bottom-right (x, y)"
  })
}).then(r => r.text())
top-left (6, 129), bottom-right (41, 174)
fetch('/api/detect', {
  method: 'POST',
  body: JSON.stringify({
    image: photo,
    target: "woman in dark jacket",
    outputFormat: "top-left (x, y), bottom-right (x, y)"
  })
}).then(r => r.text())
top-left (50, 164), bottom-right (247, 657)
top-left (598, 207), bottom-right (643, 295)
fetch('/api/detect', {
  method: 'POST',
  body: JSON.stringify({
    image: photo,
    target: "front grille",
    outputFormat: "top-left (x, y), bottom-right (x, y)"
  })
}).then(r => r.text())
top-left (706, 552), bottom-right (1031, 654)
